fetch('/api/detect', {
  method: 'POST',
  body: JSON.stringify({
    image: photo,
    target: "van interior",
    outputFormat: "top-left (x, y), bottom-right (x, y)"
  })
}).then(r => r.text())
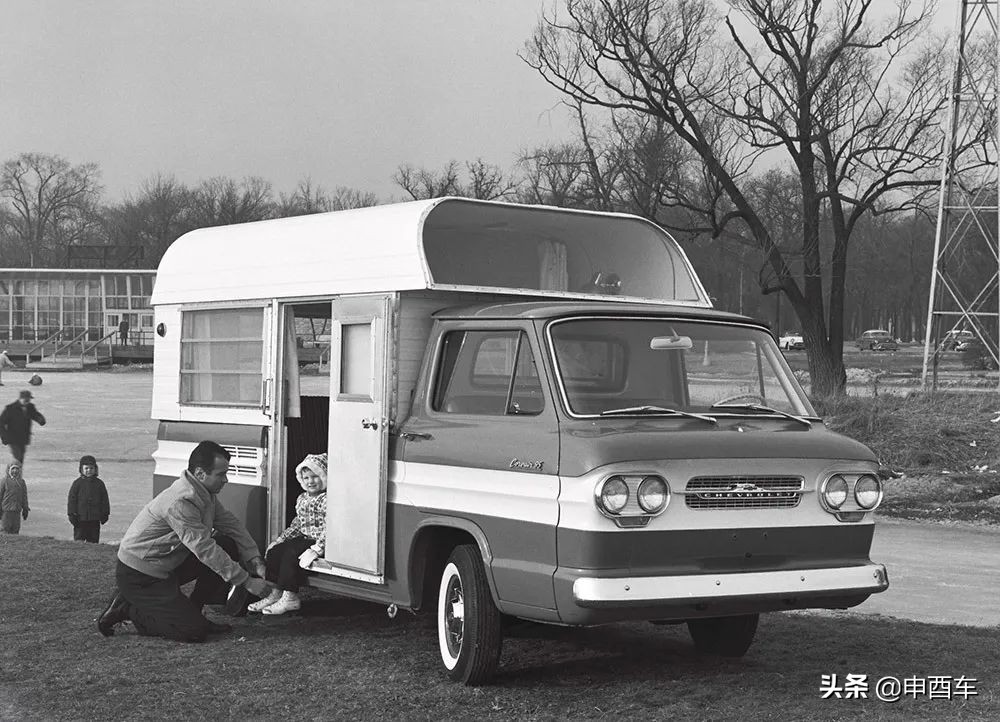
top-left (282, 302), bottom-right (332, 525)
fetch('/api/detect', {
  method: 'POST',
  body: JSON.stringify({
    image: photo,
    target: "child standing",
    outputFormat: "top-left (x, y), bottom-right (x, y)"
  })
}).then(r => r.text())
top-left (249, 452), bottom-right (328, 615)
top-left (0, 461), bottom-right (29, 534)
top-left (0, 350), bottom-right (15, 385)
top-left (67, 454), bottom-right (111, 542)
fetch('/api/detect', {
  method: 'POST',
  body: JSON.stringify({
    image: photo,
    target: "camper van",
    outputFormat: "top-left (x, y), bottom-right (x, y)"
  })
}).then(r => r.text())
top-left (150, 198), bottom-right (888, 684)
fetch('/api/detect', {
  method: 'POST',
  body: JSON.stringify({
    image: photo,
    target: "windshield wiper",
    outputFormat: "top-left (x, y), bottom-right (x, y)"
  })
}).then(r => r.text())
top-left (709, 402), bottom-right (812, 427)
top-left (600, 405), bottom-right (717, 424)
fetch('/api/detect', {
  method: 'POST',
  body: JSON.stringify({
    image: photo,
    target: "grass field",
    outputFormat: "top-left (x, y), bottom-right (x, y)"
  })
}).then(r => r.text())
top-left (1, 534), bottom-right (998, 721)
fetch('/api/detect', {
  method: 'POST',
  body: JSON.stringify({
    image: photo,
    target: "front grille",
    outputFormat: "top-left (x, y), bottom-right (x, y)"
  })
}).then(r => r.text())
top-left (684, 476), bottom-right (803, 510)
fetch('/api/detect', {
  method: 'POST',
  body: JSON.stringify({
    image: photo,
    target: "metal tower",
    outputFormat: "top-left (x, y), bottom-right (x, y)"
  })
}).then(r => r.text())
top-left (922, 0), bottom-right (1000, 389)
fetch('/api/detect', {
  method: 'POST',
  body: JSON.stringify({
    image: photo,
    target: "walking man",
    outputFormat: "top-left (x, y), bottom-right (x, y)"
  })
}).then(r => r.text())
top-left (118, 318), bottom-right (130, 345)
top-left (97, 441), bottom-right (272, 642)
top-left (0, 390), bottom-right (46, 464)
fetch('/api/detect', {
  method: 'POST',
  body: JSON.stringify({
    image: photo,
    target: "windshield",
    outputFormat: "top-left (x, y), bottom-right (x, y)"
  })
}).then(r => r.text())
top-left (548, 318), bottom-right (814, 418)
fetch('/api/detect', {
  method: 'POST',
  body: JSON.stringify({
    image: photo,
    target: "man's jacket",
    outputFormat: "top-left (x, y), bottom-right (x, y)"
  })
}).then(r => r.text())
top-left (0, 401), bottom-right (46, 446)
top-left (117, 471), bottom-right (258, 584)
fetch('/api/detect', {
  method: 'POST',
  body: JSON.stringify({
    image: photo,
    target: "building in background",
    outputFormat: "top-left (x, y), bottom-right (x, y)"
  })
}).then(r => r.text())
top-left (0, 269), bottom-right (156, 346)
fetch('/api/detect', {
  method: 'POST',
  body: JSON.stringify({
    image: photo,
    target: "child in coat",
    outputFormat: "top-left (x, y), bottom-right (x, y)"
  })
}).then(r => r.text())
top-left (249, 452), bottom-right (328, 615)
top-left (67, 454), bottom-right (111, 542)
top-left (0, 461), bottom-right (29, 534)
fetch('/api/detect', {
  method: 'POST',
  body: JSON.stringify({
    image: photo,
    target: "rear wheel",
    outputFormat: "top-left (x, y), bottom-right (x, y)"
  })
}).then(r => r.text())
top-left (437, 544), bottom-right (503, 685)
top-left (687, 614), bottom-right (759, 657)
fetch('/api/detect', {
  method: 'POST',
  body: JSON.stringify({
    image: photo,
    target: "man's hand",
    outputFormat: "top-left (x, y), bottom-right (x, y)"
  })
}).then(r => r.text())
top-left (22, 510), bottom-right (28, 520)
top-left (247, 556), bottom-right (266, 579)
top-left (244, 576), bottom-right (271, 598)
top-left (68, 514), bottom-right (79, 526)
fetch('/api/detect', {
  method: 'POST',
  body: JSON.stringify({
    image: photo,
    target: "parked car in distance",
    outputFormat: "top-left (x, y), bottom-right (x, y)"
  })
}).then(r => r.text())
top-left (943, 329), bottom-right (975, 351)
top-left (856, 329), bottom-right (898, 351)
top-left (956, 338), bottom-right (999, 370)
top-left (778, 332), bottom-right (805, 350)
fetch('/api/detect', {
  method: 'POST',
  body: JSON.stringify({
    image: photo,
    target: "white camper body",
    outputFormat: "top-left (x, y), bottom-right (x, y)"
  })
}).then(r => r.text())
top-left (151, 197), bottom-right (710, 583)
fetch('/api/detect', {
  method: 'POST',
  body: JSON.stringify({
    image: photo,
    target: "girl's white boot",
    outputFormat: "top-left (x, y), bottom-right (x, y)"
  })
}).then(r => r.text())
top-left (261, 591), bottom-right (301, 615)
top-left (248, 588), bottom-right (282, 612)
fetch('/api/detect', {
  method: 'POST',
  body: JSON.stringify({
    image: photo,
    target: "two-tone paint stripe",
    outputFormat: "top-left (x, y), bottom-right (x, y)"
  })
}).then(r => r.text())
top-left (392, 459), bottom-right (875, 534)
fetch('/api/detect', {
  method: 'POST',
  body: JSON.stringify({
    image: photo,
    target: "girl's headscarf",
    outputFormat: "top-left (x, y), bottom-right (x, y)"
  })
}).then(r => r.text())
top-left (295, 453), bottom-right (328, 491)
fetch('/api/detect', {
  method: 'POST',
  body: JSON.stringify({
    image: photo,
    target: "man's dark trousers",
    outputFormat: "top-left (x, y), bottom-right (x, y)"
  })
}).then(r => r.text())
top-left (115, 533), bottom-right (240, 642)
top-left (7, 443), bottom-right (25, 463)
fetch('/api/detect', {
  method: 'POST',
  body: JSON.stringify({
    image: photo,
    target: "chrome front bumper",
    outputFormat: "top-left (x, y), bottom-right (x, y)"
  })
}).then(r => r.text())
top-left (572, 563), bottom-right (889, 608)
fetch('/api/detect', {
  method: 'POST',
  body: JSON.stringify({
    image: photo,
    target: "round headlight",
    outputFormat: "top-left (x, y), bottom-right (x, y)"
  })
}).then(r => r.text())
top-left (637, 475), bottom-right (669, 513)
top-left (854, 474), bottom-right (882, 509)
top-left (599, 476), bottom-right (629, 514)
top-left (823, 475), bottom-right (849, 509)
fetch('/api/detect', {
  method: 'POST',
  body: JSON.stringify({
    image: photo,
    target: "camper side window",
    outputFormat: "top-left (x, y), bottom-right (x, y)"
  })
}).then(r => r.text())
top-left (433, 330), bottom-right (544, 416)
top-left (180, 308), bottom-right (265, 406)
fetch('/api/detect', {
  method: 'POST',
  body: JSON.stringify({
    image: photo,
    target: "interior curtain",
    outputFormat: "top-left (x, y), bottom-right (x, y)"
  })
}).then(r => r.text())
top-left (538, 240), bottom-right (569, 291)
top-left (283, 306), bottom-right (301, 418)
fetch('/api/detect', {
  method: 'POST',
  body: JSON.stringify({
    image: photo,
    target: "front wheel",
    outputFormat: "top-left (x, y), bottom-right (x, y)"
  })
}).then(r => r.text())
top-left (687, 614), bottom-right (759, 657)
top-left (437, 544), bottom-right (503, 685)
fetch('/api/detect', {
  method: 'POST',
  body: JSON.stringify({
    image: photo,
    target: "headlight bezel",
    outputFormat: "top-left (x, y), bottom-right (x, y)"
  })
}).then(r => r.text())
top-left (593, 473), bottom-right (671, 524)
top-left (819, 472), bottom-right (884, 518)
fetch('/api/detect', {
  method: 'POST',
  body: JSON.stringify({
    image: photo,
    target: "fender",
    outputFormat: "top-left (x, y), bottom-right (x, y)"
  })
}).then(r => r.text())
top-left (408, 515), bottom-right (501, 610)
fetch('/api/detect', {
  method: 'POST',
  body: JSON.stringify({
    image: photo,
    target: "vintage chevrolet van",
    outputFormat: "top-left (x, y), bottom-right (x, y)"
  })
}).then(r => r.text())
top-left (150, 197), bottom-right (887, 684)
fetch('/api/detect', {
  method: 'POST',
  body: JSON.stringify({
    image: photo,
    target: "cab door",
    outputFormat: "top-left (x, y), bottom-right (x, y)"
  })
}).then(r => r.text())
top-left (323, 294), bottom-right (391, 583)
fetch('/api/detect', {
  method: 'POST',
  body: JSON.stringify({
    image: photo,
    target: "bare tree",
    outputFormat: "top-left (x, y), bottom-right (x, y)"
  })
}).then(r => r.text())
top-left (525, 0), bottom-right (958, 397)
top-left (518, 142), bottom-right (591, 206)
top-left (464, 159), bottom-right (519, 200)
top-left (104, 174), bottom-right (194, 265)
top-left (191, 176), bottom-right (274, 227)
top-left (276, 178), bottom-right (379, 217)
top-left (394, 159), bottom-right (517, 201)
top-left (0, 152), bottom-right (104, 267)
top-left (393, 161), bottom-right (462, 200)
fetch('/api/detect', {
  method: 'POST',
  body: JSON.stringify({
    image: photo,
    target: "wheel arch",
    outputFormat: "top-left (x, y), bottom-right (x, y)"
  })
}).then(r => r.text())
top-left (408, 516), bottom-right (499, 612)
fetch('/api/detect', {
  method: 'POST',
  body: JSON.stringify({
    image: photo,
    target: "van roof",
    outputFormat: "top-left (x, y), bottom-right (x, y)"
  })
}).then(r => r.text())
top-left (151, 197), bottom-right (711, 307)
top-left (432, 300), bottom-right (756, 325)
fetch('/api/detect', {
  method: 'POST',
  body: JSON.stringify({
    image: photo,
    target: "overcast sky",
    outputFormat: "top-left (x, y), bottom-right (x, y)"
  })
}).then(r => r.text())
top-left (0, 0), bottom-right (571, 202)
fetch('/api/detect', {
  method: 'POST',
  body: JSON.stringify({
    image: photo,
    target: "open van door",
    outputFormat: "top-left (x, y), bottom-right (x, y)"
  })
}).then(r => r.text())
top-left (323, 294), bottom-right (391, 583)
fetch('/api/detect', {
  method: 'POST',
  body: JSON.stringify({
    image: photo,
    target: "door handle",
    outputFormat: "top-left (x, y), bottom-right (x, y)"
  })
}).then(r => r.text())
top-left (399, 430), bottom-right (432, 441)
top-left (361, 418), bottom-right (379, 430)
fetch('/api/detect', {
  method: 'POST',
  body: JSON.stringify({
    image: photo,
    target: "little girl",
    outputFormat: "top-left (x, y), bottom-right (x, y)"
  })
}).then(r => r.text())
top-left (0, 461), bottom-right (29, 534)
top-left (249, 452), bottom-right (327, 615)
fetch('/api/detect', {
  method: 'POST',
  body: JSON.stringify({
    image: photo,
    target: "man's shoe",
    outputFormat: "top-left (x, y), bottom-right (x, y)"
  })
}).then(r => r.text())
top-left (224, 583), bottom-right (250, 616)
top-left (97, 594), bottom-right (129, 637)
top-left (204, 618), bottom-right (233, 634)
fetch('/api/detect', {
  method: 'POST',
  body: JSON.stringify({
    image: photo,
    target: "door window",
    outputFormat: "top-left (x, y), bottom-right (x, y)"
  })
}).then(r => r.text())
top-left (433, 330), bottom-right (544, 415)
top-left (340, 323), bottom-right (373, 398)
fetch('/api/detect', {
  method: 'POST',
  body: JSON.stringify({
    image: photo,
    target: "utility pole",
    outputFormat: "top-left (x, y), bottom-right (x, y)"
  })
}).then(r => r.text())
top-left (922, 0), bottom-right (1000, 390)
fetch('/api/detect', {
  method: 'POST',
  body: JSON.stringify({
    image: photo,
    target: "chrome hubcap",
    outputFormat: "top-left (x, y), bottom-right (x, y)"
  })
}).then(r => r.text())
top-left (444, 575), bottom-right (465, 657)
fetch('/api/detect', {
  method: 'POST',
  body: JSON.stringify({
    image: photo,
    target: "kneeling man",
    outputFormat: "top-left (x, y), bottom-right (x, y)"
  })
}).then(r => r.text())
top-left (98, 440), bottom-right (271, 641)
